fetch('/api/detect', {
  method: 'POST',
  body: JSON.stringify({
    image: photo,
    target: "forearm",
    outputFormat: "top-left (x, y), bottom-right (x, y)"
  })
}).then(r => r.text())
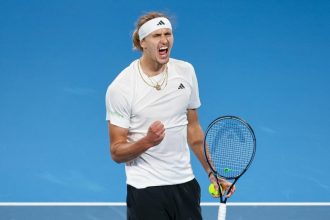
top-left (109, 121), bottom-right (165, 163)
top-left (188, 124), bottom-right (212, 176)
top-left (186, 109), bottom-right (212, 176)
top-left (111, 137), bottom-right (152, 163)
top-left (190, 140), bottom-right (212, 175)
top-left (109, 122), bottom-right (152, 163)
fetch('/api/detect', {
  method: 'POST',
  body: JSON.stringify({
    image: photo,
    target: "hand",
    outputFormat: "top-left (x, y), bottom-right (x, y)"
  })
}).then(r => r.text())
top-left (145, 121), bottom-right (165, 147)
top-left (209, 173), bottom-right (236, 198)
top-left (220, 179), bottom-right (236, 198)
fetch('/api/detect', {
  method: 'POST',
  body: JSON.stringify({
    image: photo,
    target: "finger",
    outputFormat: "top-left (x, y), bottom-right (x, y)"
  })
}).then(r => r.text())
top-left (156, 126), bottom-right (166, 136)
top-left (152, 120), bottom-right (163, 127)
top-left (226, 186), bottom-right (236, 198)
top-left (151, 121), bottom-right (165, 131)
top-left (157, 124), bottom-right (165, 132)
top-left (212, 194), bottom-right (220, 198)
top-left (149, 125), bottom-right (162, 135)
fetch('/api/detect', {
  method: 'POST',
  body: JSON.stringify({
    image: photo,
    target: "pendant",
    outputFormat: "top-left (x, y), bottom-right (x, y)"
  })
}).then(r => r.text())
top-left (155, 84), bottom-right (161, 90)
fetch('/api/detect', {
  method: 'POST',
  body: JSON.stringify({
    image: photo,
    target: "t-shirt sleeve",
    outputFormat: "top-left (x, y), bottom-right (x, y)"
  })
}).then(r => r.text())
top-left (105, 83), bottom-right (130, 128)
top-left (188, 64), bottom-right (201, 109)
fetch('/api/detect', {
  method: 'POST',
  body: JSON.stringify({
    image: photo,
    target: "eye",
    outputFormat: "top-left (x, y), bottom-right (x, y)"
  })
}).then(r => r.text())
top-left (151, 34), bottom-right (161, 38)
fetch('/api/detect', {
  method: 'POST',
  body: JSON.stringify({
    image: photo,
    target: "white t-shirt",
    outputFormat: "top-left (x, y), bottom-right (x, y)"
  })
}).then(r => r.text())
top-left (105, 58), bottom-right (201, 188)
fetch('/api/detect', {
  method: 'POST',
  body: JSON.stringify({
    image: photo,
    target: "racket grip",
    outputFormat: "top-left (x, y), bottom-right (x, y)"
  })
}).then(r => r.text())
top-left (218, 203), bottom-right (227, 220)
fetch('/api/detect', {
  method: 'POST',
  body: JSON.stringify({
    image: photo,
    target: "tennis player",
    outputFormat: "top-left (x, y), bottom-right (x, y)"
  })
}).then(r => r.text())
top-left (105, 11), bottom-right (235, 220)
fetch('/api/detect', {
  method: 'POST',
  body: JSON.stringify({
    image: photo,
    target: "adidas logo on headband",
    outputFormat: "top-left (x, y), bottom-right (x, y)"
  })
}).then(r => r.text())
top-left (138, 17), bottom-right (172, 40)
top-left (157, 20), bottom-right (165, 25)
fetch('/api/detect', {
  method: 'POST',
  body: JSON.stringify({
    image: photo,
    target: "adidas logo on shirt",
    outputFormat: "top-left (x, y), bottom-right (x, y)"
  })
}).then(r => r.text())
top-left (178, 83), bottom-right (185, 89)
top-left (157, 20), bottom-right (165, 25)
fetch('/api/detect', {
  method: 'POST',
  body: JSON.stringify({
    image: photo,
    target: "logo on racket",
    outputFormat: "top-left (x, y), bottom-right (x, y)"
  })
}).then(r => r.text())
top-left (224, 168), bottom-right (232, 173)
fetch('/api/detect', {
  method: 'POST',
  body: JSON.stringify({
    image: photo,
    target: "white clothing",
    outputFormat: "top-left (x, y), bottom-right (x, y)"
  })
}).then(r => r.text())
top-left (105, 58), bottom-right (201, 188)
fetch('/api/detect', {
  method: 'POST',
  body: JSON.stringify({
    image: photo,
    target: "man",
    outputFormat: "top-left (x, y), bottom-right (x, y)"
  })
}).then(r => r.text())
top-left (106, 12), bottom-right (235, 219)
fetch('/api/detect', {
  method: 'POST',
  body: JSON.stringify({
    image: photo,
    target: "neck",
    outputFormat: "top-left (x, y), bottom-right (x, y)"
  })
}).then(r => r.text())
top-left (139, 56), bottom-right (167, 77)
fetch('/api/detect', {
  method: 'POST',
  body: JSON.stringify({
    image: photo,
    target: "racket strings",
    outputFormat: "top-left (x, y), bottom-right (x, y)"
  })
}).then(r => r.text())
top-left (206, 118), bottom-right (255, 179)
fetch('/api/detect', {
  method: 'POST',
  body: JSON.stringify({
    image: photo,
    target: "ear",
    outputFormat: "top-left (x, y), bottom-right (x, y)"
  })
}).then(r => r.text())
top-left (140, 39), bottom-right (146, 50)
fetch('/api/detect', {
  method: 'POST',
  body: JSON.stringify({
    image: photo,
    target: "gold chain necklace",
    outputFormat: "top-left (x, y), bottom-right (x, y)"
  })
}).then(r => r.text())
top-left (138, 60), bottom-right (168, 91)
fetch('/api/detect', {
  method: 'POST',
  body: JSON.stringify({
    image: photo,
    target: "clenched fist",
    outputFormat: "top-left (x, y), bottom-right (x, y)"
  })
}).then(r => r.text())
top-left (145, 121), bottom-right (165, 147)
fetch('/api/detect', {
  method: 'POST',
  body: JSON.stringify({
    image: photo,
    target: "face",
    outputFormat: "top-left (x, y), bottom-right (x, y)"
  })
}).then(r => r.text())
top-left (140, 28), bottom-right (174, 65)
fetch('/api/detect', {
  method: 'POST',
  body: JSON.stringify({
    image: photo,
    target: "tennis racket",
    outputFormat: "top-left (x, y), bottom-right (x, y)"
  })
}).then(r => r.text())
top-left (203, 116), bottom-right (256, 220)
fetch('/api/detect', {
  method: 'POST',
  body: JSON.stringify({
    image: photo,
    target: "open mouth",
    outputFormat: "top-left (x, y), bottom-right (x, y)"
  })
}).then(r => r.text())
top-left (159, 46), bottom-right (168, 56)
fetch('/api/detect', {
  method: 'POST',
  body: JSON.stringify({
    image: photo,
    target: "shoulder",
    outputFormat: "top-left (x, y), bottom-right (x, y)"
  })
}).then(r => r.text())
top-left (108, 60), bottom-right (138, 91)
top-left (169, 58), bottom-right (197, 82)
top-left (169, 58), bottom-right (194, 72)
top-left (112, 60), bottom-right (138, 85)
top-left (106, 60), bottom-right (138, 100)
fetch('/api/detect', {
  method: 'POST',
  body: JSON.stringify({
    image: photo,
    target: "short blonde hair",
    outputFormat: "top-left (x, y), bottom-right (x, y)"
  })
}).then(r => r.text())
top-left (132, 12), bottom-right (171, 51)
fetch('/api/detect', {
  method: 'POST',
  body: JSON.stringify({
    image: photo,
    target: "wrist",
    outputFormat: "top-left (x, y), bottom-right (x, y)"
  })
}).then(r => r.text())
top-left (137, 137), bottom-right (154, 151)
top-left (207, 172), bottom-right (225, 182)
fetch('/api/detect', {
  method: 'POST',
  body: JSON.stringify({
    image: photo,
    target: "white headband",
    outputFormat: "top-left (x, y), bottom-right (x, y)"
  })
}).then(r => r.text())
top-left (138, 17), bottom-right (172, 40)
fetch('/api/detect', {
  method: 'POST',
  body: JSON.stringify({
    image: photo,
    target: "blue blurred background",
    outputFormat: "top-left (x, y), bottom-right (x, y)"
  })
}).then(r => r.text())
top-left (1, 0), bottom-right (329, 203)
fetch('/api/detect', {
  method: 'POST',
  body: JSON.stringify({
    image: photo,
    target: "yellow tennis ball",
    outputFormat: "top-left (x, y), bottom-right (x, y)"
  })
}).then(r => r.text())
top-left (208, 183), bottom-right (222, 196)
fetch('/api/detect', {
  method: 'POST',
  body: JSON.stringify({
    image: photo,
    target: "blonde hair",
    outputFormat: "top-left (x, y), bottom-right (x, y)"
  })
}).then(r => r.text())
top-left (132, 12), bottom-right (171, 51)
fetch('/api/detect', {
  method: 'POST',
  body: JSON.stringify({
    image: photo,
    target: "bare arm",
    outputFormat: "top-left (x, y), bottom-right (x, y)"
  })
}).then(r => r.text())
top-left (108, 121), bottom-right (165, 163)
top-left (187, 109), bottom-right (212, 175)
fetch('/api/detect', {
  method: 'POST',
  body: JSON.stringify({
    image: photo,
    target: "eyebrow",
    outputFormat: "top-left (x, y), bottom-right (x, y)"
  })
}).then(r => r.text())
top-left (151, 30), bottom-right (172, 37)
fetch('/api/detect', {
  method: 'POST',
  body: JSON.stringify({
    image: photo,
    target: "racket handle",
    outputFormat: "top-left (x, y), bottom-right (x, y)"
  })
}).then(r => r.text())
top-left (218, 203), bottom-right (227, 220)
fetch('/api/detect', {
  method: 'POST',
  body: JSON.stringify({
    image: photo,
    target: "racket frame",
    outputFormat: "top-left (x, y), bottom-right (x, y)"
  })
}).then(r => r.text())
top-left (203, 115), bottom-right (256, 203)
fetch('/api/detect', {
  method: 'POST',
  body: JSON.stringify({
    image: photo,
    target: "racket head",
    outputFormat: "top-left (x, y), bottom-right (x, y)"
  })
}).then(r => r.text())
top-left (204, 116), bottom-right (256, 180)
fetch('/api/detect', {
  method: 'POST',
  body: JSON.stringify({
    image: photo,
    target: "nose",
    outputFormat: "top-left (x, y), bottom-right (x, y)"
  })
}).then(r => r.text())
top-left (160, 34), bottom-right (168, 44)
